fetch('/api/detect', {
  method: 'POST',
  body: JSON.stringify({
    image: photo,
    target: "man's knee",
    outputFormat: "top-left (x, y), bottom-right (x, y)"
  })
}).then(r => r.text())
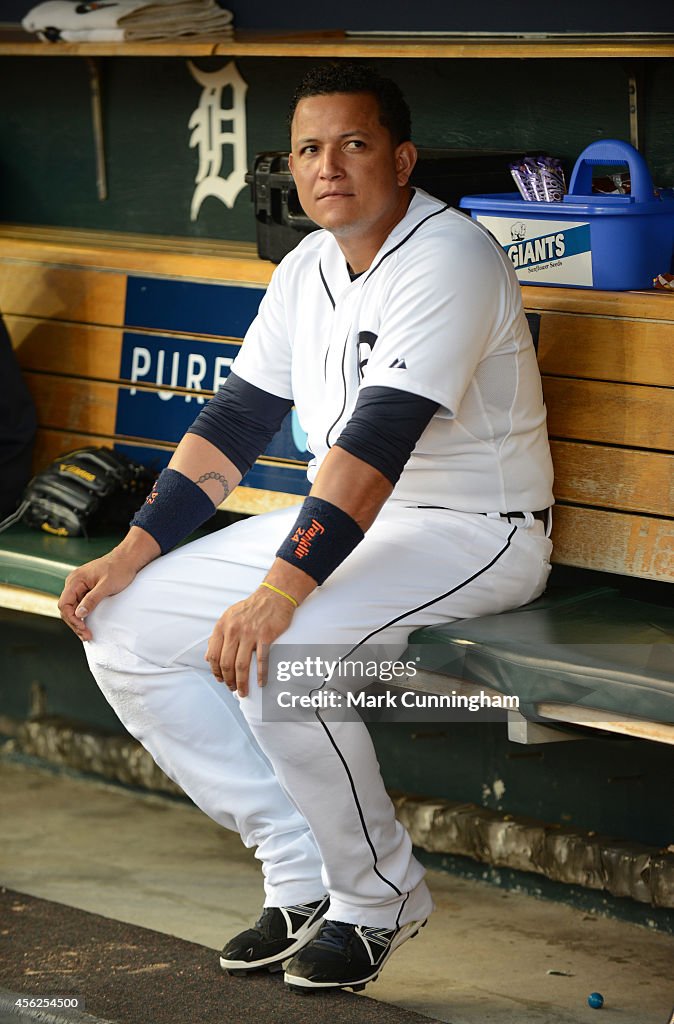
top-left (84, 592), bottom-right (153, 698)
top-left (85, 581), bottom-right (140, 642)
top-left (84, 630), bottom-right (168, 739)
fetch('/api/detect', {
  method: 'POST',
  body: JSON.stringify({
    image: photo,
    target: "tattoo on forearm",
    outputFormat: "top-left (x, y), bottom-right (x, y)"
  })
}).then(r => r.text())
top-left (196, 471), bottom-right (230, 501)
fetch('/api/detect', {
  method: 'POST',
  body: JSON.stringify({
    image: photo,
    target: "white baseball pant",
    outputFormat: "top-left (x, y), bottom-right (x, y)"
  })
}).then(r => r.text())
top-left (85, 501), bottom-right (552, 928)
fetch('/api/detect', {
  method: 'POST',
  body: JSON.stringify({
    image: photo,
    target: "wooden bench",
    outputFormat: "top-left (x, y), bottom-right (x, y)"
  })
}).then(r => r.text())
top-left (1, 226), bottom-right (672, 743)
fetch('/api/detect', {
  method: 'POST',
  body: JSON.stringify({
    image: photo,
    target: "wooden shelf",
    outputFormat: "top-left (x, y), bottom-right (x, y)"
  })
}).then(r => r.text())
top-left (1, 225), bottom-right (672, 315)
top-left (1, 28), bottom-right (674, 59)
top-left (0, 224), bottom-right (272, 284)
top-left (520, 284), bottom-right (674, 320)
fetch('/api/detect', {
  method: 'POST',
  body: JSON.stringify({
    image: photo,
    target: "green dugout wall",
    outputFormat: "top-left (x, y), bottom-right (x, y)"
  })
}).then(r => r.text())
top-left (1, 56), bottom-right (673, 241)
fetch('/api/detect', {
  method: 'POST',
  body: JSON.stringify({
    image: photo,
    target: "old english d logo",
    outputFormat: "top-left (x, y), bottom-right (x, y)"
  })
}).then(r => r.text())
top-left (357, 331), bottom-right (378, 381)
top-left (188, 61), bottom-right (248, 218)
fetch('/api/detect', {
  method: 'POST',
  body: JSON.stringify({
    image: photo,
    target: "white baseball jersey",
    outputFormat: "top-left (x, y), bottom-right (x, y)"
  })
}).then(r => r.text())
top-left (232, 188), bottom-right (554, 514)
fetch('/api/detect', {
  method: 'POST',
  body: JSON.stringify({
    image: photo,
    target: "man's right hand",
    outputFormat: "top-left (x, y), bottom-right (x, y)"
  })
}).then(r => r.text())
top-left (58, 527), bottom-right (160, 641)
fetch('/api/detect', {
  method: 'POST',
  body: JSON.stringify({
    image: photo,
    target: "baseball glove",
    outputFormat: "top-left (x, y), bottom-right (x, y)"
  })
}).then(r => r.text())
top-left (3, 447), bottom-right (156, 538)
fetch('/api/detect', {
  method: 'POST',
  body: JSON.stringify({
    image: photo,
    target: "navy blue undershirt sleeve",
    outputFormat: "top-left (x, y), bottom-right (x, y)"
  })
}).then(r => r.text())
top-left (187, 371), bottom-right (293, 476)
top-left (334, 386), bottom-right (439, 485)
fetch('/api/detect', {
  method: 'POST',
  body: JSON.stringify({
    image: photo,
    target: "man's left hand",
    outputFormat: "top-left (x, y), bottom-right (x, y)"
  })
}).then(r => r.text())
top-left (205, 587), bottom-right (296, 697)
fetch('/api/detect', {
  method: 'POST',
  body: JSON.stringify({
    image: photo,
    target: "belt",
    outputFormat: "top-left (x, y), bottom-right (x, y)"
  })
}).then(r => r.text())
top-left (493, 509), bottom-right (548, 524)
top-left (412, 506), bottom-right (549, 523)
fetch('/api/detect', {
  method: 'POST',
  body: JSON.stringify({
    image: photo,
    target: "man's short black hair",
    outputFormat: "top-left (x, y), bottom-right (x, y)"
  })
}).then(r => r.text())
top-left (288, 64), bottom-right (411, 145)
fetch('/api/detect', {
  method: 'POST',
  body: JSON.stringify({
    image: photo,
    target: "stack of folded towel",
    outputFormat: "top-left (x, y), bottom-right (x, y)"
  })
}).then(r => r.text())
top-left (22, 0), bottom-right (234, 42)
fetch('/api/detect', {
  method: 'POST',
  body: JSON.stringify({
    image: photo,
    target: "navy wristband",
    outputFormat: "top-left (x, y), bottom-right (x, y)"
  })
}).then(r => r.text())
top-left (131, 468), bottom-right (216, 554)
top-left (276, 496), bottom-right (364, 585)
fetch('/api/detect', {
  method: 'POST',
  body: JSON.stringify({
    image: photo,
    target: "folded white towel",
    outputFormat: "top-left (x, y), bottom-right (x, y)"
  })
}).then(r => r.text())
top-left (123, 1), bottom-right (233, 39)
top-left (23, 0), bottom-right (233, 41)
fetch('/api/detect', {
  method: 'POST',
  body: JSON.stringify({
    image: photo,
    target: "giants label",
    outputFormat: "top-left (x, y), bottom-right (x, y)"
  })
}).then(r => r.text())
top-left (477, 216), bottom-right (593, 287)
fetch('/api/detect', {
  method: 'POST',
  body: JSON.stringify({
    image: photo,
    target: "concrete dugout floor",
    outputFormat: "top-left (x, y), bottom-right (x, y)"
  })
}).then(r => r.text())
top-left (0, 759), bottom-right (672, 1024)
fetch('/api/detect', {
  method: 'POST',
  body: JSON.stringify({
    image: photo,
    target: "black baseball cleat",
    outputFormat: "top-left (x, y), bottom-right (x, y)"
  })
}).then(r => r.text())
top-left (220, 895), bottom-right (330, 974)
top-left (283, 917), bottom-right (427, 992)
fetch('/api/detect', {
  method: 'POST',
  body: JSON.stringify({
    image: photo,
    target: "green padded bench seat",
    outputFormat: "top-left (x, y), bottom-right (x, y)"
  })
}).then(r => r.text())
top-left (0, 522), bottom-right (220, 615)
top-left (0, 521), bottom-right (224, 616)
top-left (0, 525), bottom-right (117, 598)
top-left (407, 585), bottom-right (674, 741)
top-left (0, 525), bottom-right (119, 615)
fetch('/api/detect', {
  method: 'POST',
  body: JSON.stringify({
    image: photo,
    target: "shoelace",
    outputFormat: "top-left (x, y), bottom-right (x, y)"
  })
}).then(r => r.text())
top-left (253, 907), bottom-right (278, 936)
top-left (314, 920), bottom-right (354, 952)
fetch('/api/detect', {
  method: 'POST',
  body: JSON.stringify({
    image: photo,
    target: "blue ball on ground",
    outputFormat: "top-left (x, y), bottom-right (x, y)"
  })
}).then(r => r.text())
top-left (588, 992), bottom-right (604, 1009)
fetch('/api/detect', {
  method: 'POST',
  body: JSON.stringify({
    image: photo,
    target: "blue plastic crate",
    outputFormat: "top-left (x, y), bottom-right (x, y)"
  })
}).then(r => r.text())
top-left (459, 140), bottom-right (674, 290)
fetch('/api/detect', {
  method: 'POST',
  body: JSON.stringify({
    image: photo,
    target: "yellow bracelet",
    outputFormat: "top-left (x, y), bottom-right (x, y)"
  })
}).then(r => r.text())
top-left (259, 581), bottom-right (299, 608)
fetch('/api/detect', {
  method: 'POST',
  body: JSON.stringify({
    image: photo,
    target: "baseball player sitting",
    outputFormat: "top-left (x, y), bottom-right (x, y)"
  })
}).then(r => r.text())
top-left (59, 64), bottom-right (554, 993)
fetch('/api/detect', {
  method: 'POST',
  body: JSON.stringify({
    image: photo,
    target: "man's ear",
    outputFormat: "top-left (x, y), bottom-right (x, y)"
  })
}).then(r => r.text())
top-left (395, 142), bottom-right (417, 187)
top-left (288, 151), bottom-right (295, 178)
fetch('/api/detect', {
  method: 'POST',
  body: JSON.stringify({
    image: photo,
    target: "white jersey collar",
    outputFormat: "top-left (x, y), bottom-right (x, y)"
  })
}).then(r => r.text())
top-left (318, 188), bottom-right (448, 301)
